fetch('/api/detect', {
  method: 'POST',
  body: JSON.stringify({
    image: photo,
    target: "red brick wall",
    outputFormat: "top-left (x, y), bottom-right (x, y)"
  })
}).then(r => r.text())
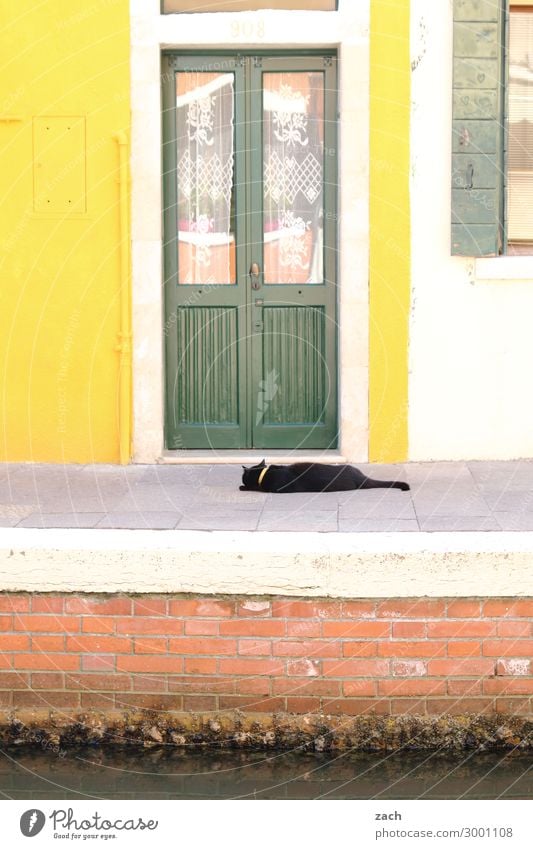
top-left (1, 594), bottom-right (533, 716)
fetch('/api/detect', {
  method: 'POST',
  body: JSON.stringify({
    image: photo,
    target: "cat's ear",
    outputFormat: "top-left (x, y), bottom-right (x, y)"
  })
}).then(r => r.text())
top-left (242, 465), bottom-right (247, 470)
top-left (260, 458), bottom-right (266, 467)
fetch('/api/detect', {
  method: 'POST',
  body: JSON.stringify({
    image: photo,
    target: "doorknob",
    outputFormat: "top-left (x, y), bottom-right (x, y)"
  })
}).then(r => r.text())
top-left (249, 261), bottom-right (261, 290)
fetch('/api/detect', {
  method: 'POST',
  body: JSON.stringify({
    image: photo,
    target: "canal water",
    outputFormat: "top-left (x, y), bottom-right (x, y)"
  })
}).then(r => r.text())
top-left (1, 748), bottom-right (533, 800)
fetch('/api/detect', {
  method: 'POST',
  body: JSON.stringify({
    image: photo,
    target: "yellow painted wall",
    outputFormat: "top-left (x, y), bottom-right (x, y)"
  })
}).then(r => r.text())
top-left (369, 0), bottom-right (410, 462)
top-left (0, 0), bottom-right (130, 463)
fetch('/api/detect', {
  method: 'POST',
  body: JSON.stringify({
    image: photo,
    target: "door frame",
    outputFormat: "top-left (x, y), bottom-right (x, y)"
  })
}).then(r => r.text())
top-left (131, 2), bottom-right (370, 462)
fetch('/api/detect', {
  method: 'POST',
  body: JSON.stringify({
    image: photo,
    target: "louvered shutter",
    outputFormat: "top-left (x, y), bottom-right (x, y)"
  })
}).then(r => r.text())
top-left (451, 0), bottom-right (506, 256)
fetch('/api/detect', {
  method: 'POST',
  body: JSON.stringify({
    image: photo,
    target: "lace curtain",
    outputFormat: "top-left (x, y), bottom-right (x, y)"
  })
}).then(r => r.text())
top-left (176, 72), bottom-right (235, 284)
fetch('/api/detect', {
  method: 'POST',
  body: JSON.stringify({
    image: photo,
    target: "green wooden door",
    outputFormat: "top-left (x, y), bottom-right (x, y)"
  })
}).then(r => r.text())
top-left (163, 53), bottom-right (337, 449)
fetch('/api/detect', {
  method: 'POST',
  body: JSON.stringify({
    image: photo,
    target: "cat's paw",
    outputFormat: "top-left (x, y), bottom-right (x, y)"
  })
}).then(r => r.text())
top-left (239, 485), bottom-right (247, 491)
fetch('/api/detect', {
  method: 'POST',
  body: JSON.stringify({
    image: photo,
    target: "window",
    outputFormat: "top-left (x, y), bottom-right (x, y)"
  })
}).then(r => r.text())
top-left (451, 0), bottom-right (533, 256)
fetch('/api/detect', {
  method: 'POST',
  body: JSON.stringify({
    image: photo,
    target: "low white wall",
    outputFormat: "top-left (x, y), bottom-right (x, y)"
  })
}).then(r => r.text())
top-left (409, 0), bottom-right (533, 461)
top-left (1, 528), bottom-right (533, 597)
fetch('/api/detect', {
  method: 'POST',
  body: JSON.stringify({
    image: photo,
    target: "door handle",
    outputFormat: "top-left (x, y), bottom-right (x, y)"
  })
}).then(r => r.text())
top-left (249, 261), bottom-right (261, 290)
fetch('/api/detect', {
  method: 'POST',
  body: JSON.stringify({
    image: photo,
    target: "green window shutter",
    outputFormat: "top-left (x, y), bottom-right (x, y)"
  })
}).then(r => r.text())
top-left (451, 0), bottom-right (505, 256)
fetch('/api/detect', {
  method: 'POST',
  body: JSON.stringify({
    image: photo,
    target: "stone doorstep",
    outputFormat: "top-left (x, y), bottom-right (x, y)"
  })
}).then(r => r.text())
top-left (0, 709), bottom-right (531, 751)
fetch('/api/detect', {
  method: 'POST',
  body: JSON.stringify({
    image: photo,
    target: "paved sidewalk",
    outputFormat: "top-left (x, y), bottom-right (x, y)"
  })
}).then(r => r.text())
top-left (0, 460), bottom-right (532, 533)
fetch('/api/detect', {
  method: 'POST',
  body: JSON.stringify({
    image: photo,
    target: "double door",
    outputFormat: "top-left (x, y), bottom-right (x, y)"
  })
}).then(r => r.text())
top-left (163, 52), bottom-right (337, 449)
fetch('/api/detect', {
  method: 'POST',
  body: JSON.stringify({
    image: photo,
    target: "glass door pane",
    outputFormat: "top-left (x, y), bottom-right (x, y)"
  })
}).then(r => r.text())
top-left (176, 72), bottom-right (236, 283)
top-left (263, 71), bottom-right (324, 284)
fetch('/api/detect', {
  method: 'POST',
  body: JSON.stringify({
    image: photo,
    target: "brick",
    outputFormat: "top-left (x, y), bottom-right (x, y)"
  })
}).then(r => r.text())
top-left (0, 616), bottom-right (12, 631)
top-left (323, 621), bottom-right (389, 638)
top-left (30, 636), bottom-right (64, 653)
top-left (0, 692), bottom-right (12, 708)
top-left (376, 600), bottom-right (446, 619)
top-left (342, 642), bottom-right (377, 658)
top-left (134, 637), bottom-right (168, 654)
top-left (342, 680), bottom-right (377, 697)
top-left (447, 679), bottom-right (483, 696)
top-left (132, 675), bottom-right (167, 692)
top-left (0, 655), bottom-right (13, 669)
top-left (184, 657), bottom-right (217, 674)
top-left (392, 660), bottom-right (427, 677)
top-left (236, 677), bottom-right (271, 695)
top-left (427, 621), bottom-right (496, 638)
top-left (238, 639), bottom-right (272, 656)
top-left (0, 635), bottom-right (29, 651)
top-left (286, 659), bottom-right (321, 677)
top-left (392, 622), bottom-right (426, 639)
top-left (273, 679), bottom-right (341, 697)
top-left (31, 597), bottom-right (64, 614)
top-left (447, 601), bottom-right (482, 618)
top-left (218, 658), bottom-right (284, 676)
top-left (65, 673), bottom-right (132, 691)
top-left (168, 638), bottom-right (237, 655)
top-left (184, 620), bottom-right (219, 636)
top-left (484, 640), bottom-right (533, 657)
top-left (183, 695), bottom-right (218, 712)
top-left (167, 676), bottom-right (234, 694)
top-left (14, 615), bottom-right (79, 633)
top-left (0, 672), bottom-right (30, 689)
top-left (448, 641), bottom-right (482, 657)
top-left (426, 698), bottom-right (496, 715)
top-left (498, 621), bottom-right (532, 638)
top-left (13, 691), bottom-right (80, 709)
top-left (116, 693), bottom-right (183, 711)
top-left (219, 620), bottom-right (285, 637)
top-left (218, 696), bottom-right (285, 712)
top-left (274, 640), bottom-right (339, 658)
top-left (428, 659), bottom-right (495, 676)
top-left (341, 602), bottom-right (376, 619)
top-left (378, 641), bottom-right (447, 658)
top-left (484, 678), bottom-right (533, 696)
top-left (82, 655), bottom-right (115, 672)
top-left (14, 654), bottom-right (79, 671)
top-left (82, 617), bottom-right (115, 634)
top-left (65, 597), bottom-right (132, 615)
top-left (483, 600), bottom-right (533, 618)
top-left (133, 599), bottom-right (167, 616)
top-left (81, 693), bottom-right (115, 709)
top-left (286, 620), bottom-right (321, 638)
top-left (287, 697), bottom-right (321, 713)
top-left (0, 596), bottom-right (30, 613)
top-left (496, 659), bottom-right (531, 676)
top-left (31, 672), bottom-right (64, 689)
top-left (236, 600), bottom-right (271, 617)
top-left (378, 679), bottom-right (447, 697)
top-left (168, 599), bottom-right (234, 618)
top-left (116, 656), bottom-right (184, 674)
top-left (323, 698), bottom-right (391, 715)
top-left (323, 659), bottom-right (390, 677)
top-left (495, 698), bottom-right (532, 715)
top-left (66, 636), bottom-right (131, 654)
top-left (271, 600), bottom-right (341, 619)
top-left (391, 698), bottom-right (427, 715)
top-left (116, 617), bottom-right (184, 636)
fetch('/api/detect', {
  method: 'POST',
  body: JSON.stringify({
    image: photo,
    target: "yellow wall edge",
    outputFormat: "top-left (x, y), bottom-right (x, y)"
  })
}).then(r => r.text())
top-left (369, 0), bottom-right (410, 462)
top-left (0, 1), bottom-right (131, 463)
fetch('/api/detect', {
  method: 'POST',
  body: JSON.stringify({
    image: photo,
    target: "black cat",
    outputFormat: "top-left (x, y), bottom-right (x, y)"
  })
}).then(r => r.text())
top-left (240, 460), bottom-right (410, 493)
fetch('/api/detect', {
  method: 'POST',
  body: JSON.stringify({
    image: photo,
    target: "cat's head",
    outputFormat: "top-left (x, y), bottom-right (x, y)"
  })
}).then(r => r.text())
top-left (240, 459), bottom-right (266, 491)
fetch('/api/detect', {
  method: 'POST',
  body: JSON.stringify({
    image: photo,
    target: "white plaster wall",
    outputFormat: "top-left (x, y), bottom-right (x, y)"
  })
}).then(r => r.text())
top-left (409, 0), bottom-right (533, 461)
top-left (130, 0), bottom-right (370, 463)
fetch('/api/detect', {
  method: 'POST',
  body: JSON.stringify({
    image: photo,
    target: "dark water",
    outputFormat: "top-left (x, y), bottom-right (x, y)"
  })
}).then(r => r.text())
top-left (1, 747), bottom-right (533, 800)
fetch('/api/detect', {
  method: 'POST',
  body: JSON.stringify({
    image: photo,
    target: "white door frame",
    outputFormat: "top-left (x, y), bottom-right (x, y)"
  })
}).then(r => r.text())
top-left (130, 0), bottom-right (369, 462)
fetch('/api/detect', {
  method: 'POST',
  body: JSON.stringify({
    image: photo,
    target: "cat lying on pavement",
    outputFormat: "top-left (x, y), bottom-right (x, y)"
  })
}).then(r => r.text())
top-left (240, 460), bottom-right (410, 493)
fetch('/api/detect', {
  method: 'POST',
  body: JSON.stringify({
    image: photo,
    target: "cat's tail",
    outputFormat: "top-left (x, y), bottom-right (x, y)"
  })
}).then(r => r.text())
top-left (360, 478), bottom-right (410, 492)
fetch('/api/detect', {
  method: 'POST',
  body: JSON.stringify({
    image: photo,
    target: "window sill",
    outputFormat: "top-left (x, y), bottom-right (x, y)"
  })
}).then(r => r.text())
top-left (475, 256), bottom-right (533, 280)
